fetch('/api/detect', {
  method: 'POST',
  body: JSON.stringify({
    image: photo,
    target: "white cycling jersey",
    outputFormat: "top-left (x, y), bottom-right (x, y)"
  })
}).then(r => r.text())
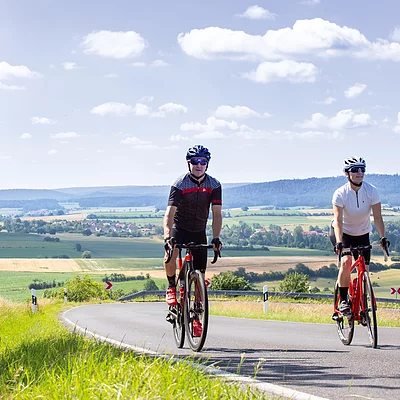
top-left (332, 181), bottom-right (380, 236)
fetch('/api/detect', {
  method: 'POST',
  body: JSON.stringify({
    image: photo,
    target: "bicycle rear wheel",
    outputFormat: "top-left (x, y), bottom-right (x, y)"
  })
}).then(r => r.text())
top-left (184, 270), bottom-right (208, 352)
top-left (334, 282), bottom-right (354, 345)
top-left (362, 272), bottom-right (378, 348)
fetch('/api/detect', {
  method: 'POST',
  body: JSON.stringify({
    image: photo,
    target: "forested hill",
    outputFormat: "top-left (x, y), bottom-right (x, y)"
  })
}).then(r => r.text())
top-left (223, 174), bottom-right (400, 208)
top-left (0, 174), bottom-right (399, 209)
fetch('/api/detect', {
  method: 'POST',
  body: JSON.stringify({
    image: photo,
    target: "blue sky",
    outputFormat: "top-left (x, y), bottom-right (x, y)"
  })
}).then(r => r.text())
top-left (1, 0), bottom-right (400, 189)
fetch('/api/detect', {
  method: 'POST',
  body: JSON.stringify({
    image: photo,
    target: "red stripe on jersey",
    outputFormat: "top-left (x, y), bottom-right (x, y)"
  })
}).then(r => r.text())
top-left (182, 187), bottom-right (213, 195)
top-left (212, 199), bottom-right (222, 205)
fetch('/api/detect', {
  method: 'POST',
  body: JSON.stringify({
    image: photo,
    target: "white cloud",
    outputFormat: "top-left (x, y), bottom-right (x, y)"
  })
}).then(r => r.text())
top-left (157, 103), bottom-right (188, 115)
top-left (121, 136), bottom-right (151, 145)
top-left (139, 96), bottom-right (154, 103)
top-left (177, 18), bottom-right (400, 62)
top-left (243, 60), bottom-right (318, 83)
top-left (393, 112), bottom-right (400, 133)
top-left (133, 103), bottom-right (151, 116)
top-left (48, 149), bottom-right (58, 155)
top-left (20, 133), bottom-right (32, 140)
top-left (0, 82), bottom-right (25, 90)
top-left (301, 0), bottom-right (320, 5)
top-left (317, 96), bottom-right (337, 105)
top-left (151, 60), bottom-right (169, 67)
top-left (0, 61), bottom-right (41, 80)
top-left (31, 117), bottom-right (56, 125)
top-left (215, 105), bottom-right (270, 118)
top-left (169, 134), bottom-right (189, 142)
top-left (131, 62), bottom-right (146, 67)
top-left (62, 62), bottom-right (80, 70)
top-left (344, 83), bottom-right (367, 98)
top-left (91, 102), bottom-right (133, 116)
top-left (181, 117), bottom-right (238, 132)
top-left (390, 27), bottom-right (400, 42)
top-left (82, 30), bottom-right (147, 59)
top-left (104, 73), bottom-right (118, 78)
top-left (236, 5), bottom-right (277, 20)
top-left (298, 109), bottom-right (374, 130)
top-left (51, 132), bottom-right (80, 139)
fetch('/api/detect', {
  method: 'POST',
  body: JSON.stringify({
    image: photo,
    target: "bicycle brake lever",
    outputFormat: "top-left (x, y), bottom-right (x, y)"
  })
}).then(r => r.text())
top-left (211, 250), bottom-right (221, 264)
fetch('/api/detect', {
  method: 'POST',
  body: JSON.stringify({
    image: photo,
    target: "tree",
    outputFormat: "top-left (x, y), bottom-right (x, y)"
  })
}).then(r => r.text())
top-left (76, 243), bottom-right (82, 251)
top-left (241, 206), bottom-right (249, 212)
top-left (279, 272), bottom-right (309, 293)
top-left (82, 251), bottom-right (92, 259)
top-left (143, 279), bottom-right (159, 291)
top-left (82, 229), bottom-right (92, 236)
top-left (211, 271), bottom-right (252, 290)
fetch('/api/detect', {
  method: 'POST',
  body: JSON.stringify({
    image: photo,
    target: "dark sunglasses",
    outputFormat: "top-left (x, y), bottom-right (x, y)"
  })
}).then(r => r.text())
top-left (348, 167), bottom-right (365, 173)
top-left (189, 157), bottom-right (208, 166)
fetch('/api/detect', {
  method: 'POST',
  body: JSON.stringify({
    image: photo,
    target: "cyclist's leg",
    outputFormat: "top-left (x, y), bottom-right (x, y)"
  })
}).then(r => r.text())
top-left (337, 233), bottom-right (354, 314)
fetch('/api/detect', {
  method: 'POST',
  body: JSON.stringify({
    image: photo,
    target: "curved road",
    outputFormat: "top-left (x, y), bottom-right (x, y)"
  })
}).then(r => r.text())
top-left (61, 303), bottom-right (400, 400)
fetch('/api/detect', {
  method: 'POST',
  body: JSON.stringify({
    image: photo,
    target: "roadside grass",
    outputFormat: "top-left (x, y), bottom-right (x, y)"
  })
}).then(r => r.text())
top-left (208, 298), bottom-right (400, 327)
top-left (0, 299), bottom-right (273, 399)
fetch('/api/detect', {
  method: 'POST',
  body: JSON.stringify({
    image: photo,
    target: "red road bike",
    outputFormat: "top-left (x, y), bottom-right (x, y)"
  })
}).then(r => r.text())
top-left (165, 243), bottom-right (220, 352)
top-left (333, 243), bottom-right (389, 348)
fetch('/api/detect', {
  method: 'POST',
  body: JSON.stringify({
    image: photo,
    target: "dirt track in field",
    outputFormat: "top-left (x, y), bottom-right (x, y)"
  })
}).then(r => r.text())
top-left (0, 256), bottom-right (338, 278)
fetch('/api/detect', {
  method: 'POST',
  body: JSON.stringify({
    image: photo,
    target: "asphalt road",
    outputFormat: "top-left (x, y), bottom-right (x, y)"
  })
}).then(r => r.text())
top-left (61, 302), bottom-right (400, 400)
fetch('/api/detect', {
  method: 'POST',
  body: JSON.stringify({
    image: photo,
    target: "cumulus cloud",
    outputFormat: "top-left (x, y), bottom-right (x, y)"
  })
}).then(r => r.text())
top-left (0, 82), bottom-right (25, 90)
top-left (297, 109), bottom-right (374, 130)
top-left (62, 62), bottom-right (80, 70)
top-left (177, 18), bottom-right (400, 62)
top-left (345, 83), bottom-right (367, 98)
top-left (390, 27), bottom-right (400, 42)
top-left (215, 105), bottom-right (271, 118)
top-left (236, 5), bottom-right (277, 20)
top-left (181, 117), bottom-right (238, 132)
top-left (0, 61), bottom-right (41, 80)
top-left (169, 134), bottom-right (189, 142)
top-left (151, 60), bottom-right (169, 67)
top-left (120, 136), bottom-right (155, 149)
top-left (51, 132), bottom-right (80, 139)
top-left (82, 30), bottom-right (147, 59)
top-left (243, 60), bottom-right (318, 83)
top-left (31, 117), bottom-right (56, 125)
top-left (317, 96), bottom-right (337, 105)
top-left (91, 102), bottom-right (134, 116)
top-left (20, 133), bottom-right (32, 139)
top-left (91, 101), bottom-right (187, 117)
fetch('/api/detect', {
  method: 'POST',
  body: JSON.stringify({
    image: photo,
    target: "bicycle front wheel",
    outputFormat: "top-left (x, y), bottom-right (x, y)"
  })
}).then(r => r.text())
top-left (184, 270), bottom-right (209, 352)
top-left (362, 272), bottom-right (378, 348)
top-left (334, 282), bottom-right (354, 345)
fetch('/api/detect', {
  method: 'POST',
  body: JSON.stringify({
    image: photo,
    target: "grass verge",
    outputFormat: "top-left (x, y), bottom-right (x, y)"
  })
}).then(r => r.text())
top-left (0, 298), bottom-right (273, 399)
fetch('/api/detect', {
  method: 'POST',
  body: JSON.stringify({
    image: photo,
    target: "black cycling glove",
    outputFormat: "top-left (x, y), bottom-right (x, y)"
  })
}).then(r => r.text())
top-left (334, 242), bottom-right (343, 255)
top-left (380, 237), bottom-right (390, 249)
top-left (211, 237), bottom-right (222, 249)
top-left (164, 236), bottom-right (177, 251)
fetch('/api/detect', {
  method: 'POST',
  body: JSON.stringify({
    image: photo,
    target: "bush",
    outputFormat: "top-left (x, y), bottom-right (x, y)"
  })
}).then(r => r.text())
top-left (82, 251), bottom-right (92, 259)
top-left (65, 275), bottom-right (107, 302)
top-left (143, 279), bottom-right (159, 291)
top-left (211, 271), bottom-right (252, 290)
top-left (279, 272), bottom-right (310, 293)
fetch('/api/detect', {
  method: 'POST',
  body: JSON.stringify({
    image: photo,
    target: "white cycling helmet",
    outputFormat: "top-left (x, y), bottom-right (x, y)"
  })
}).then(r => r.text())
top-left (343, 156), bottom-right (366, 172)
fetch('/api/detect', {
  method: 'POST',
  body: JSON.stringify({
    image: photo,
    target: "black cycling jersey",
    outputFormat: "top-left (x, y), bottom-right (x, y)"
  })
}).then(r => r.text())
top-left (168, 172), bottom-right (222, 232)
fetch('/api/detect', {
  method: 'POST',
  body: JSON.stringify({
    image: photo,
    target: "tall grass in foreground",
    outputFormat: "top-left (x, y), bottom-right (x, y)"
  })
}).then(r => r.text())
top-left (0, 299), bottom-right (272, 399)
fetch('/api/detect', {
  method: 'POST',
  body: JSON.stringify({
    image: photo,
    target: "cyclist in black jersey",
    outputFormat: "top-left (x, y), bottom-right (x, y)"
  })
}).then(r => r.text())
top-left (163, 145), bottom-right (222, 319)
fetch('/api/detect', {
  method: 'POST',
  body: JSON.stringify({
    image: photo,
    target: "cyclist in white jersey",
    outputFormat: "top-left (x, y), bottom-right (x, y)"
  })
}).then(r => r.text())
top-left (332, 156), bottom-right (387, 316)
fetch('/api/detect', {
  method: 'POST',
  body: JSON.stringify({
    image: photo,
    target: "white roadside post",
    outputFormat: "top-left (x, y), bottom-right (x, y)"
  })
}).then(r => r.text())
top-left (31, 288), bottom-right (37, 313)
top-left (64, 287), bottom-right (68, 303)
top-left (263, 284), bottom-right (268, 313)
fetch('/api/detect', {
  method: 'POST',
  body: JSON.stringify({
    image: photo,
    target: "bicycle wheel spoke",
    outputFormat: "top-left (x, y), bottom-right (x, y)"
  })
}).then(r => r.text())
top-left (334, 282), bottom-right (354, 345)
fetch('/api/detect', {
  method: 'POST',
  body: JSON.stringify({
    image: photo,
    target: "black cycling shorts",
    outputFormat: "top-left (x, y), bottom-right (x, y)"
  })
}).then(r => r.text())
top-left (342, 232), bottom-right (370, 264)
top-left (171, 227), bottom-right (207, 272)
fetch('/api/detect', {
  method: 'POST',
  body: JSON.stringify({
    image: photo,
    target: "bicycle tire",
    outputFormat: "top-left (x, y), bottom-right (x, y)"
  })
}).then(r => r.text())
top-left (184, 270), bottom-right (209, 352)
top-left (172, 262), bottom-right (186, 348)
top-left (334, 282), bottom-right (354, 345)
top-left (362, 272), bottom-right (378, 348)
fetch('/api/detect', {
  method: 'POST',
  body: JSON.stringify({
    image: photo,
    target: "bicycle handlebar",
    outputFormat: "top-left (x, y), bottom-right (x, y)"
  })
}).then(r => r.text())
top-left (164, 243), bottom-right (221, 264)
top-left (339, 243), bottom-right (389, 263)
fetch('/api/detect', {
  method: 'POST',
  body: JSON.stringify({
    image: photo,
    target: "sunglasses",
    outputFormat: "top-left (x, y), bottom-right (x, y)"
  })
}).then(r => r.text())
top-left (348, 167), bottom-right (365, 173)
top-left (189, 157), bottom-right (208, 166)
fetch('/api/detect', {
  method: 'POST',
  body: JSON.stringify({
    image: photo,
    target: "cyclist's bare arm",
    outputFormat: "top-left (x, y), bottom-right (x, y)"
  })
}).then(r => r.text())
top-left (163, 205), bottom-right (177, 240)
top-left (371, 202), bottom-right (385, 239)
top-left (211, 204), bottom-right (222, 250)
top-left (333, 204), bottom-right (344, 244)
